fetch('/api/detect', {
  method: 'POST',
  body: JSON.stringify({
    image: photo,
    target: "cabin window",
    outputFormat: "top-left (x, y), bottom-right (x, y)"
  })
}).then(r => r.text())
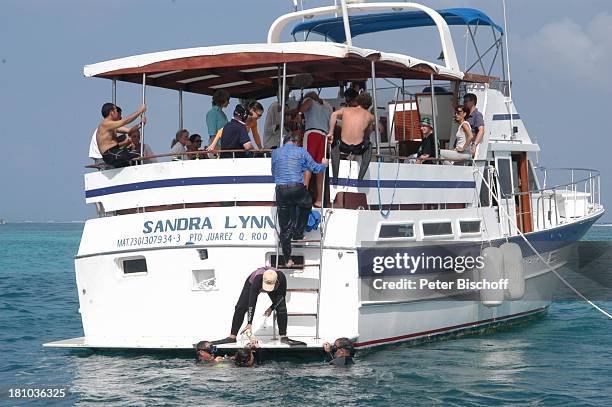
top-left (459, 220), bottom-right (481, 235)
top-left (121, 257), bottom-right (148, 275)
top-left (197, 249), bottom-right (208, 260)
top-left (422, 221), bottom-right (453, 237)
top-left (192, 269), bottom-right (216, 291)
top-left (497, 158), bottom-right (513, 197)
top-left (528, 162), bottom-right (538, 192)
top-left (378, 223), bottom-right (415, 240)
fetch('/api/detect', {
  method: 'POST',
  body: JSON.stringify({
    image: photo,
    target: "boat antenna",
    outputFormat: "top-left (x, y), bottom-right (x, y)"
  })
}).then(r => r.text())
top-left (501, 0), bottom-right (515, 139)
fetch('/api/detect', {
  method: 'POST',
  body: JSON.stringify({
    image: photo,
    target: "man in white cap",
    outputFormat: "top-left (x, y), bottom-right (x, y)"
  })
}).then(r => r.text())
top-left (212, 267), bottom-right (304, 346)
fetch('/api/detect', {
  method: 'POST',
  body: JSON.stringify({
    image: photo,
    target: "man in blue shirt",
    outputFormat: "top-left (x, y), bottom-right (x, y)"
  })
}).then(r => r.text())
top-left (271, 133), bottom-right (328, 266)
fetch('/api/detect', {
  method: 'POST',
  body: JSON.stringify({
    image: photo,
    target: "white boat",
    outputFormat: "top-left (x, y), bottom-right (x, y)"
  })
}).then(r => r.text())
top-left (45, 2), bottom-right (604, 352)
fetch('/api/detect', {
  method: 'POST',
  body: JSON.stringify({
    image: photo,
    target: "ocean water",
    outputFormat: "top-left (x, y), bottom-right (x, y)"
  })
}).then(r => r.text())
top-left (1, 223), bottom-right (611, 406)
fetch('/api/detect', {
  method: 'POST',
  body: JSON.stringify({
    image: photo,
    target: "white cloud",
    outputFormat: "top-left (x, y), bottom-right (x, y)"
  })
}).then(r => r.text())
top-left (515, 12), bottom-right (612, 91)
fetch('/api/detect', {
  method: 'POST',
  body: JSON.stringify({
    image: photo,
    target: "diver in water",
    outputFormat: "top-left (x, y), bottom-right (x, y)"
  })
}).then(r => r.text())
top-left (323, 337), bottom-right (355, 366)
top-left (233, 340), bottom-right (263, 367)
top-left (195, 340), bottom-right (227, 363)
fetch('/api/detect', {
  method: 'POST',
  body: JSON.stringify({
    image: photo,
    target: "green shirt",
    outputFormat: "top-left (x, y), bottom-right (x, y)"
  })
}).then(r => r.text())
top-left (206, 106), bottom-right (228, 138)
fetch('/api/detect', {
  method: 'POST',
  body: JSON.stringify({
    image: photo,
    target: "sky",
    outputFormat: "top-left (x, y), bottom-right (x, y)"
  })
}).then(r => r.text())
top-left (0, 0), bottom-right (610, 222)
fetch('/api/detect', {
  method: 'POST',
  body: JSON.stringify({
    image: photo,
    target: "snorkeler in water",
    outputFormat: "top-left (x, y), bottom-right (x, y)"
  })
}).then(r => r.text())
top-left (232, 340), bottom-right (263, 367)
top-left (195, 340), bottom-right (227, 363)
top-left (323, 337), bottom-right (355, 366)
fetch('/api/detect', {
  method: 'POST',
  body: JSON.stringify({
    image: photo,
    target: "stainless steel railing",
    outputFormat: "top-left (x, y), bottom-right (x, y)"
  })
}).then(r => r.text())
top-left (501, 167), bottom-right (602, 232)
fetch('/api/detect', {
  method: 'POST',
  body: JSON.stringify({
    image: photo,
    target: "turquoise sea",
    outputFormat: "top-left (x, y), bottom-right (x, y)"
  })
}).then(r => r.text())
top-left (1, 223), bottom-right (611, 406)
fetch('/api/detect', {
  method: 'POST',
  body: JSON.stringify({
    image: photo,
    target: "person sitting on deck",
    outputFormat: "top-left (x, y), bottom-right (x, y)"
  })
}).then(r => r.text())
top-left (90, 106), bottom-right (127, 164)
top-left (272, 132), bottom-right (328, 267)
top-left (440, 106), bottom-right (473, 164)
top-left (96, 103), bottom-right (146, 168)
top-left (206, 89), bottom-right (230, 147)
top-left (211, 267), bottom-right (305, 346)
top-left (207, 102), bottom-right (264, 152)
top-left (169, 129), bottom-right (191, 161)
top-left (129, 127), bottom-right (157, 164)
top-left (327, 92), bottom-right (375, 183)
top-left (218, 105), bottom-right (254, 158)
top-left (263, 89), bottom-right (297, 149)
top-left (187, 134), bottom-right (206, 159)
top-left (415, 117), bottom-right (437, 164)
top-left (323, 337), bottom-right (355, 366)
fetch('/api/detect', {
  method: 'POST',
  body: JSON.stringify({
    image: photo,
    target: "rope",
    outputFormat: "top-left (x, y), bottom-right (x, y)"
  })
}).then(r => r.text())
top-left (472, 161), bottom-right (612, 319)
top-left (376, 156), bottom-right (401, 218)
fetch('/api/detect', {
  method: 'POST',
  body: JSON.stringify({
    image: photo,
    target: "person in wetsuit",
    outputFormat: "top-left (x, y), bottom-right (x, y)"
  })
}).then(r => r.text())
top-left (195, 340), bottom-right (226, 363)
top-left (327, 92), bottom-right (375, 183)
top-left (233, 341), bottom-right (263, 367)
top-left (323, 337), bottom-right (355, 366)
top-left (212, 267), bottom-right (305, 346)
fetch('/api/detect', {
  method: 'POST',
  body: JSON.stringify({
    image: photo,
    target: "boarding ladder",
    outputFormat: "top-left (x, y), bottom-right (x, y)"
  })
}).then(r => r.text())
top-left (272, 150), bottom-right (328, 341)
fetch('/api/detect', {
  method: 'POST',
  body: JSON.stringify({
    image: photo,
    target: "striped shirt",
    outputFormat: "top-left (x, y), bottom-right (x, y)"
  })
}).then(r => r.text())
top-left (271, 142), bottom-right (327, 185)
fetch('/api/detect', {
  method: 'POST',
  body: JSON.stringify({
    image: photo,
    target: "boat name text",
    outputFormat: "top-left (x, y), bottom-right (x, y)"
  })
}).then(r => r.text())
top-left (142, 216), bottom-right (275, 234)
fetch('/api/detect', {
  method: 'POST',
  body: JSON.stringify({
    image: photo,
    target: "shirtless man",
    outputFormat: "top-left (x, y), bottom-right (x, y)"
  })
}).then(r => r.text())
top-left (327, 92), bottom-right (374, 181)
top-left (96, 102), bottom-right (146, 168)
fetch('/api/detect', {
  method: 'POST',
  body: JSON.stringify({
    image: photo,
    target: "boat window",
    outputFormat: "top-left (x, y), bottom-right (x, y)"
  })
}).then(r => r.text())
top-left (122, 257), bottom-right (148, 275)
top-left (192, 269), bottom-right (216, 291)
top-left (422, 221), bottom-right (453, 237)
top-left (378, 223), bottom-right (415, 239)
top-left (459, 220), bottom-right (481, 235)
top-left (479, 163), bottom-right (491, 207)
top-left (528, 161), bottom-right (538, 191)
top-left (497, 158), bottom-right (513, 197)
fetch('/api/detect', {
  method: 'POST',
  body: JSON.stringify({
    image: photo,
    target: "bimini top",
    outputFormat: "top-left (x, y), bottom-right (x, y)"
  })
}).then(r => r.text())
top-left (83, 42), bottom-right (471, 100)
top-left (291, 8), bottom-right (504, 43)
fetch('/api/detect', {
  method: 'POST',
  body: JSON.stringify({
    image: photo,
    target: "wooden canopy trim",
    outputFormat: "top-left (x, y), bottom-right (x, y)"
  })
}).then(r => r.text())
top-left (95, 52), bottom-right (339, 79)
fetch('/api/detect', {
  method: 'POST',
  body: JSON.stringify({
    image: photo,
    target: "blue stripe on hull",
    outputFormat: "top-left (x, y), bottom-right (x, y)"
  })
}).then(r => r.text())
top-left (85, 176), bottom-right (475, 198)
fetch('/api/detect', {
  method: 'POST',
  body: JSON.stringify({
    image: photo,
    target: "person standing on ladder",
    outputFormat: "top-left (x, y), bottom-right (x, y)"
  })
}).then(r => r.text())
top-left (271, 132), bottom-right (328, 267)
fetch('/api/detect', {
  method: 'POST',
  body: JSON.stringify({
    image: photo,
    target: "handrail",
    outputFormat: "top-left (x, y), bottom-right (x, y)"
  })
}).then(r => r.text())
top-left (502, 167), bottom-right (600, 198)
top-left (86, 150), bottom-right (487, 169)
top-left (131, 149), bottom-right (276, 162)
top-left (496, 166), bottom-right (602, 232)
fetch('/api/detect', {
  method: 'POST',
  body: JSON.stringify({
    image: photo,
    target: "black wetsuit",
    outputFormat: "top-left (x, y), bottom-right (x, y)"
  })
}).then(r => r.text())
top-left (102, 144), bottom-right (140, 168)
top-left (230, 268), bottom-right (287, 336)
top-left (331, 139), bottom-right (372, 183)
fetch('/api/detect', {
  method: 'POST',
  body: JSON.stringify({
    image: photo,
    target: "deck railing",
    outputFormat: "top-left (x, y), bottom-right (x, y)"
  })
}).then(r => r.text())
top-left (503, 167), bottom-right (601, 232)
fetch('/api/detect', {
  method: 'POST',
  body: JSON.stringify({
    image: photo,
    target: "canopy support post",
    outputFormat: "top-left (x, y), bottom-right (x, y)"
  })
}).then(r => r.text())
top-left (178, 89), bottom-right (183, 130)
top-left (141, 73), bottom-right (146, 157)
top-left (430, 74), bottom-right (439, 162)
top-left (112, 78), bottom-right (117, 104)
top-left (279, 63), bottom-right (287, 147)
top-left (467, 26), bottom-right (487, 75)
top-left (339, 0), bottom-right (352, 46)
top-left (371, 60), bottom-right (380, 155)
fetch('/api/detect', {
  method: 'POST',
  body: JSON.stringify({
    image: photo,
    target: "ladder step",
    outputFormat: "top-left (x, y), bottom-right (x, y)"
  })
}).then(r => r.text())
top-left (286, 288), bottom-right (319, 293)
top-left (287, 312), bottom-right (318, 318)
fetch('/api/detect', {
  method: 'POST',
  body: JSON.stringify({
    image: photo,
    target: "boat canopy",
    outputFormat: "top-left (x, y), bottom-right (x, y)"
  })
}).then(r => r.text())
top-left (291, 8), bottom-right (504, 43)
top-left (84, 42), bottom-right (471, 100)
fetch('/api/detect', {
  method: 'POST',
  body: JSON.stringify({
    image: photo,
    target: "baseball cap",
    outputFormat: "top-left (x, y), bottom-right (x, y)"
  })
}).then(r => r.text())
top-left (420, 117), bottom-right (433, 128)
